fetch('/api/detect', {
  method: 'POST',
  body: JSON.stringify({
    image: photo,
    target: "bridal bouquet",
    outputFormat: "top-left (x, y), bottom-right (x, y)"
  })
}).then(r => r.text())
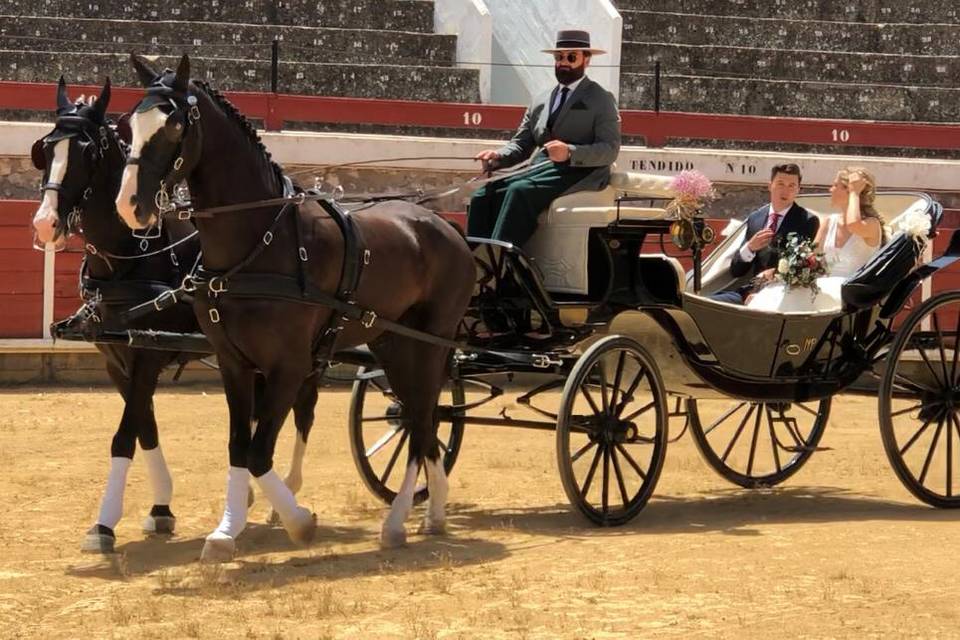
top-left (665, 170), bottom-right (716, 220)
top-left (776, 232), bottom-right (828, 295)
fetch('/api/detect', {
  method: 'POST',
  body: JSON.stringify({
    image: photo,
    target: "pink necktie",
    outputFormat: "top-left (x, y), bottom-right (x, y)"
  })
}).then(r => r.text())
top-left (766, 212), bottom-right (781, 232)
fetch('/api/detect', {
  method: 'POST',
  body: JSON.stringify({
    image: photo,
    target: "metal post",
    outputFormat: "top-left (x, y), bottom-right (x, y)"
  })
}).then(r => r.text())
top-left (654, 61), bottom-right (661, 113)
top-left (270, 38), bottom-right (280, 94)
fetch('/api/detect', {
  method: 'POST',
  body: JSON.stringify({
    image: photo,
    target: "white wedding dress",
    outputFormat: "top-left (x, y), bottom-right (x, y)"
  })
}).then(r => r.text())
top-left (746, 214), bottom-right (878, 313)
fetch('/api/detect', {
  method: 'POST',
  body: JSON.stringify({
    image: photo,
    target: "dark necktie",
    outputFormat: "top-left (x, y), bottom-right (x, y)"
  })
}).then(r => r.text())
top-left (766, 211), bottom-right (781, 232)
top-left (547, 86), bottom-right (570, 131)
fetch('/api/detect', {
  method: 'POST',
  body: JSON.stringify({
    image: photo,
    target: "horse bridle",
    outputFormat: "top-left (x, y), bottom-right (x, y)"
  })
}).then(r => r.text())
top-left (125, 81), bottom-right (203, 218)
top-left (33, 114), bottom-right (118, 242)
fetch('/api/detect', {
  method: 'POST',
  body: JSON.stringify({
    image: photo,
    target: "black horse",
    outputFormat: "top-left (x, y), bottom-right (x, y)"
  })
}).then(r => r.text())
top-left (31, 78), bottom-right (319, 554)
top-left (115, 55), bottom-right (476, 561)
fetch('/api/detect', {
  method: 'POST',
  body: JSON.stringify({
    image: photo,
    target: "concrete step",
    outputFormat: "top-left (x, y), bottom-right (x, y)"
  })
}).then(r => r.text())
top-left (622, 10), bottom-right (960, 56)
top-left (0, 16), bottom-right (457, 66)
top-left (0, 50), bottom-right (480, 103)
top-left (0, 0), bottom-right (435, 32)
top-left (620, 71), bottom-right (960, 121)
top-left (612, 0), bottom-right (960, 24)
top-left (624, 42), bottom-right (960, 88)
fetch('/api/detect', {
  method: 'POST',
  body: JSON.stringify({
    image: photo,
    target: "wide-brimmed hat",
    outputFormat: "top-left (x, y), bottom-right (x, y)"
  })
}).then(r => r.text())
top-left (542, 29), bottom-right (606, 55)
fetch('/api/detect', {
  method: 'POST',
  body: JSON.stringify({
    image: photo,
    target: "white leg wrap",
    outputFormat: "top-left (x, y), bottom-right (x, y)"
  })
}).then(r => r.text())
top-left (96, 457), bottom-right (132, 529)
top-left (285, 433), bottom-right (307, 495)
top-left (423, 458), bottom-right (448, 532)
top-left (384, 461), bottom-right (419, 534)
top-left (142, 446), bottom-right (173, 505)
top-left (207, 466), bottom-right (250, 541)
top-left (257, 469), bottom-right (301, 525)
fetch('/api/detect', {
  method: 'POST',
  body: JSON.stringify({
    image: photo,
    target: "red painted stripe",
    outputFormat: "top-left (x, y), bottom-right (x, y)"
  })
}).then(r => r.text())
top-left (5, 80), bottom-right (960, 149)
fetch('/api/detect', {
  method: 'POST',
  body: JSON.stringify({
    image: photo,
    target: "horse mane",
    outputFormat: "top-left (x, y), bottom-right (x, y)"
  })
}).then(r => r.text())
top-left (192, 80), bottom-right (287, 192)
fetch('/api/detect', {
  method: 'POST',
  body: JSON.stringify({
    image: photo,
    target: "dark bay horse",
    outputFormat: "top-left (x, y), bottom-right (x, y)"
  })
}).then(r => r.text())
top-left (115, 55), bottom-right (476, 561)
top-left (31, 78), bottom-right (319, 554)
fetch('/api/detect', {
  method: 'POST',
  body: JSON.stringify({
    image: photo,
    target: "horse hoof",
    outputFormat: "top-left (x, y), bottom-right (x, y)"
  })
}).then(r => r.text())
top-left (267, 510), bottom-right (282, 527)
top-left (285, 508), bottom-right (316, 547)
top-left (200, 536), bottom-right (236, 563)
top-left (81, 525), bottom-right (116, 554)
top-left (380, 526), bottom-right (407, 549)
top-left (417, 518), bottom-right (447, 536)
top-left (143, 515), bottom-right (176, 535)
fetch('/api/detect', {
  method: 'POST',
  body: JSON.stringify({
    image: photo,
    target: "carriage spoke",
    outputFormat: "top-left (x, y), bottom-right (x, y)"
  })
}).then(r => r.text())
top-left (610, 446), bottom-right (631, 507)
top-left (900, 415), bottom-right (936, 456)
top-left (794, 403), bottom-right (818, 417)
top-left (615, 365), bottom-right (646, 417)
top-left (891, 402), bottom-right (929, 419)
top-left (951, 306), bottom-right (960, 384)
top-left (766, 405), bottom-right (782, 473)
top-left (931, 313), bottom-right (952, 387)
top-left (721, 404), bottom-right (756, 463)
top-left (601, 446), bottom-right (611, 516)
top-left (916, 341), bottom-right (946, 390)
top-left (703, 402), bottom-right (748, 436)
top-left (918, 418), bottom-right (945, 486)
top-left (379, 428), bottom-right (409, 485)
top-left (893, 372), bottom-right (939, 396)
top-left (746, 405), bottom-right (763, 477)
top-left (365, 425), bottom-right (403, 457)
top-left (571, 440), bottom-right (597, 464)
top-left (615, 443), bottom-right (646, 481)
top-left (948, 414), bottom-right (957, 497)
top-left (597, 363), bottom-right (610, 415)
top-left (437, 438), bottom-right (450, 454)
top-left (580, 383), bottom-right (602, 416)
top-left (621, 400), bottom-right (657, 423)
top-left (609, 352), bottom-right (627, 414)
top-left (580, 445), bottom-right (604, 499)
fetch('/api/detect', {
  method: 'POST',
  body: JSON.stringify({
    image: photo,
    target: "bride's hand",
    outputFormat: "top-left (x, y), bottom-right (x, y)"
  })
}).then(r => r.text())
top-left (847, 171), bottom-right (867, 195)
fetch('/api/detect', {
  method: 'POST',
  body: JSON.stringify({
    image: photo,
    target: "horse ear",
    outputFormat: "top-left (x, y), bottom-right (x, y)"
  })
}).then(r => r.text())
top-left (56, 76), bottom-right (72, 114)
top-left (115, 112), bottom-right (132, 145)
top-left (173, 54), bottom-right (190, 92)
top-left (130, 54), bottom-right (160, 87)
top-left (93, 77), bottom-right (111, 119)
top-left (31, 139), bottom-right (46, 171)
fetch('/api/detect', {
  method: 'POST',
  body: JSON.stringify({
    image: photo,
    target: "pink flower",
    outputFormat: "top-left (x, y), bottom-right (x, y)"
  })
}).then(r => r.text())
top-left (669, 170), bottom-right (714, 200)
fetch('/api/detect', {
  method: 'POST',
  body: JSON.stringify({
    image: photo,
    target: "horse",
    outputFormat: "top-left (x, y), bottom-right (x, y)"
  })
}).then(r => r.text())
top-left (31, 77), bottom-right (320, 554)
top-left (114, 54), bottom-right (476, 561)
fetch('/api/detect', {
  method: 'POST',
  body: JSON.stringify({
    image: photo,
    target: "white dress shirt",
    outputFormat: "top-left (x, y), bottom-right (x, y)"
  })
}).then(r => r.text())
top-left (739, 203), bottom-right (791, 263)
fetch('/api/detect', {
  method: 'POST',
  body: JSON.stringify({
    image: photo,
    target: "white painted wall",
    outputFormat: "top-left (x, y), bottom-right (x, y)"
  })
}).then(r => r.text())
top-left (434, 0), bottom-right (493, 103)
top-left (483, 0), bottom-right (622, 105)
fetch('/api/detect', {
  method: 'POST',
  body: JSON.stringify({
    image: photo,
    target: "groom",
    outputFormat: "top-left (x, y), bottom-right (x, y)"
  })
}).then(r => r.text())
top-left (711, 163), bottom-right (820, 304)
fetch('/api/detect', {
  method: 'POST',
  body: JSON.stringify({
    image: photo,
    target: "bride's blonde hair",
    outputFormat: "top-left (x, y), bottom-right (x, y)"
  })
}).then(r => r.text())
top-left (838, 167), bottom-right (887, 243)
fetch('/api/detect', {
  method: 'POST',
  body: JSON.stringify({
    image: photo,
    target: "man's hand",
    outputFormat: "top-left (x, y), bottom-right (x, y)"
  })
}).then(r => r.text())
top-left (544, 140), bottom-right (571, 163)
top-left (474, 149), bottom-right (500, 173)
top-left (747, 228), bottom-right (775, 252)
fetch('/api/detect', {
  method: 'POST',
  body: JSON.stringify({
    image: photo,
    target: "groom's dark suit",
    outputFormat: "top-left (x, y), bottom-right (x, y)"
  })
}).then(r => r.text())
top-left (712, 202), bottom-right (820, 304)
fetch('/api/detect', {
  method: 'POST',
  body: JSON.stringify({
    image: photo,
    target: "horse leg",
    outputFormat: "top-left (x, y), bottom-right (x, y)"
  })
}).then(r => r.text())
top-left (83, 354), bottom-right (163, 554)
top-left (268, 373), bottom-right (318, 525)
top-left (375, 338), bottom-right (449, 548)
top-left (250, 371), bottom-right (317, 546)
top-left (201, 364), bottom-right (255, 563)
top-left (136, 355), bottom-right (175, 535)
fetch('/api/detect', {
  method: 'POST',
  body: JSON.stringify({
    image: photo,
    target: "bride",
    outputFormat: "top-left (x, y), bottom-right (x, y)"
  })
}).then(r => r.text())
top-left (746, 168), bottom-right (886, 313)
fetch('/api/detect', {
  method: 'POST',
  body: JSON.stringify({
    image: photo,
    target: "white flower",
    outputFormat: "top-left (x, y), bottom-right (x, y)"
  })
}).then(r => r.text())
top-left (778, 258), bottom-right (789, 274)
top-left (888, 209), bottom-right (931, 239)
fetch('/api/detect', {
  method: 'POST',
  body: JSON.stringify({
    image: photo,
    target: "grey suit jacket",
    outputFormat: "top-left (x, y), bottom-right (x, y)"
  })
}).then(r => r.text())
top-left (494, 76), bottom-right (621, 194)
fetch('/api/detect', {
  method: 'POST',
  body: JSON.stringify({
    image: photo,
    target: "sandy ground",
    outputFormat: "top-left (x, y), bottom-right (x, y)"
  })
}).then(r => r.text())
top-left (0, 385), bottom-right (958, 639)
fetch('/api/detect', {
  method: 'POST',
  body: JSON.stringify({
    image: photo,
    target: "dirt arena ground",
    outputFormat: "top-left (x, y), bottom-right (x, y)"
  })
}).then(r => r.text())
top-left (1, 385), bottom-right (958, 639)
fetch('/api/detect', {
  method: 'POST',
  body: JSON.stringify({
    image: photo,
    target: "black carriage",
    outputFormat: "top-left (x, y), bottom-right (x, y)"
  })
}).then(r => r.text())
top-left (347, 177), bottom-right (960, 524)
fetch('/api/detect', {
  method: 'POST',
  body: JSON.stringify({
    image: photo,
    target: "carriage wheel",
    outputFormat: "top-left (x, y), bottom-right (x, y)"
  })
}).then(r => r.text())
top-left (556, 335), bottom-right (668, 526)
top-left (879, 291), bottom-right (960, 508)
top-left (688, 397), bottom-right (830, 488)
top-left (349, 368), bottom-right (465, 505)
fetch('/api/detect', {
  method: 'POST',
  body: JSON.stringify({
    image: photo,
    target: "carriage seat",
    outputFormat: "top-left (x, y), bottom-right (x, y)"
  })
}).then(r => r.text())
top-left (524, 170), bottom-right (677, 294)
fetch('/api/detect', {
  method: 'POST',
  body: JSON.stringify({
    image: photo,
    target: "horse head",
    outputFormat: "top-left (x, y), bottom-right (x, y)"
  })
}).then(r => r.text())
top-left (31, 77), bottom-right (127, 249)
top-left (116, 54), bottom-right (199, 231)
